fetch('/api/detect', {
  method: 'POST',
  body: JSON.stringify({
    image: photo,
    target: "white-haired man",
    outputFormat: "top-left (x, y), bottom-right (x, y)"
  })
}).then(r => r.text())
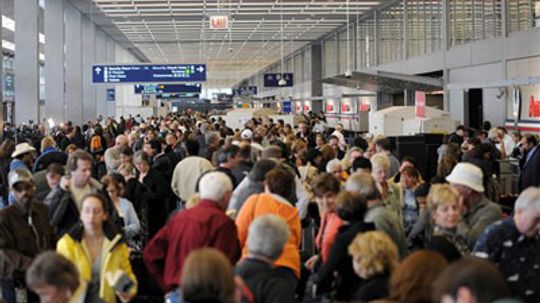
top-left (235, 215), bottom-right (296, 303)
top-left (473, 186), bottom-right (540, 303)
top-left (143, 172), bottom-right (240, 295)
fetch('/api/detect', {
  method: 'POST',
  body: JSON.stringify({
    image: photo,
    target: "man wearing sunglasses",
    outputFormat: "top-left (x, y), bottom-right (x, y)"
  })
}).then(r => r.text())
top-left (0, 169), bottom-right (54, 303)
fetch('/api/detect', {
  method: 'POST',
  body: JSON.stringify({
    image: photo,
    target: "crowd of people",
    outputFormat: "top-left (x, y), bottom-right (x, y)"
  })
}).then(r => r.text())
top-left (0, 110), bottom-right (538, 303)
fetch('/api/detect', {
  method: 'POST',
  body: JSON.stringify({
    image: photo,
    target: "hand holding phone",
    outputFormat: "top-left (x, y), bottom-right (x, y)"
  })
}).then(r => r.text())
top-left (106, 270), bottom-right (135, 298)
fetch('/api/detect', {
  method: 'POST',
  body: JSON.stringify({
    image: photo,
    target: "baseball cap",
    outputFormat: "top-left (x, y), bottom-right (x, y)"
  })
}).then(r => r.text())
top-left (8, 169), bottom-right (34, 188)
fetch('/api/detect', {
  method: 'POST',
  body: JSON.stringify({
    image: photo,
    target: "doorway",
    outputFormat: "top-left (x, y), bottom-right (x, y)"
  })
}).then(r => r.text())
top-left (467, 88), bottom-right (483, 130)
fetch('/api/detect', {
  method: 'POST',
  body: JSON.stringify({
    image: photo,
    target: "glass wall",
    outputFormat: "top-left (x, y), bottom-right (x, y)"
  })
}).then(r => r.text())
top-left (323, 35), bottom-right (337, 77)
top-left (379, 1), bottom-right (404, 64)
top-left (407, 0), bottom-right (443, 57)
top-left (508, 0), bottom-right (540, 33)
top-left (356, 15), bottom-right (376, 69)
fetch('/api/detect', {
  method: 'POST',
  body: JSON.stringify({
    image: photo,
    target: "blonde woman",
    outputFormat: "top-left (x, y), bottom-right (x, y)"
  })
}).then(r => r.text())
top-left (371, 154), bottom-right (402, 220)
top-left (348, 231), bottom-right (399, 302)
top-left (425, 184), bottom-right (470, 262)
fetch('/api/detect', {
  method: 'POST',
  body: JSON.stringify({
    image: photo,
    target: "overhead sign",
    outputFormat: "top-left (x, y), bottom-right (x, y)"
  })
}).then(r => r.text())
top-left (233, 86), bottom-right (258, 97)
top-left (415, 91), bottom-right (426, 118)
top-left (134, 83), bottom-right (202, 94)
top-left (264, 73), bottom-right (294, 87)
top-left (210, 15), bottom-right (230, 30)
top-left (157, 93), bottom-right (200, 99)
top-left (106, 89), bottom-right (115, 102)
top-left (282, 100), bottom-right (292, 113)
top-left (92, 64), bottom-right (206, 83)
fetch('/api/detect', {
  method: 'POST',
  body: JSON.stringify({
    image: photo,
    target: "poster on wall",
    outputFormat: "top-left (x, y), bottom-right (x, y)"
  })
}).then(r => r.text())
top-left (106, 89), bottom-right (115, 102)
top-left (415, 91), bottom-right (426, 118)
top-left (507, 85), bottom-right (540, 120)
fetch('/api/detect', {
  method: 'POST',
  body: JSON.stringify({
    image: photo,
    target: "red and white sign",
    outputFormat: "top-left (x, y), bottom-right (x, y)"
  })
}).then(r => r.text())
top-left (359, 103), bottom-right (370, 112)
top-left (415, 91), bottom-right (426, 118)
top-left (210, 15), bottom-right (230, 30)
top-left (529, 95), bottom-right (540, 118)
top-left (304, 101), bottom-right (311, 112)
top-left (295, 102), bottom-right (302, 113)
top-left (341, 99), bottom-right (352, 113)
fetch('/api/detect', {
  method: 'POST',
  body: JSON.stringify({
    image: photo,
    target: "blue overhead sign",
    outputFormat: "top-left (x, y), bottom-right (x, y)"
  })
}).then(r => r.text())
top-left (157, 93), bottom-right (200, 99)
top-left (264, 73), bottom-right (294, 87)
top-left (282, 100), bottom-right (292, 113)
top-left (233, 86), bottom-right (258, 96)
top-left (92, 64), bottom-right (207, 83)
top-left (134, 83), bottom-right (202, 94)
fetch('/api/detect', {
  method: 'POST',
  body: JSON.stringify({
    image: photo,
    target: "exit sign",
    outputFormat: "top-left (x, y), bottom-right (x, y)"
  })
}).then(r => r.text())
top-left (210, 15), bottom-right (230, 30)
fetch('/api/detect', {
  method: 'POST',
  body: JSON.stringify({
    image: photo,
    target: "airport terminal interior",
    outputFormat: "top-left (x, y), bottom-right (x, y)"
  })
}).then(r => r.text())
top-left (0, 0), bottom-right (540, 303)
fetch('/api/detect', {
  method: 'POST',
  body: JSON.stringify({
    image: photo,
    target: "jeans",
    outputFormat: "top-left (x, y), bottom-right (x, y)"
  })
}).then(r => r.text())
top-left (165, 289), bottom-right (182, 303)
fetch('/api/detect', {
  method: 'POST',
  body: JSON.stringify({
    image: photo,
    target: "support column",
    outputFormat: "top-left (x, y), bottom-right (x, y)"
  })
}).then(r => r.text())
top-left (82, 16), bottom-right (96, 122)
top-left (404, 89), bottom-right (415, 106)
top-left (310, 43), bottom-right (323, 97)
top-left (65, 3), bottom-right (83, 124)
top-left (95, 30), bottom-right (107, 118)
top-left (106, 38), bottom-right (116, 118)
top-left (44, 0), bottom-right (65, 124)
top-left (14, 0), bottom-right (39, 124)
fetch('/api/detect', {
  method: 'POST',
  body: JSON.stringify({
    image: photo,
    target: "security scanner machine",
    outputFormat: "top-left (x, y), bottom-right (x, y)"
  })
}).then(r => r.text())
top-left (225, 108), bottom-right (277, 130)
top-left (369, 106), bottom-right (458, 137)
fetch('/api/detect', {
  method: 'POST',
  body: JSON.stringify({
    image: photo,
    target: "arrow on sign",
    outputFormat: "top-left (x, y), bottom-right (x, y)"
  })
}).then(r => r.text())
top-left (94, 67), bottom-right (102, 75)
top-left (196, 66), bottom-right (205, 73)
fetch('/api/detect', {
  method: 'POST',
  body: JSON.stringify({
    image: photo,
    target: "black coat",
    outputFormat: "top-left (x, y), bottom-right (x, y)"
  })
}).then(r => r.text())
top-left (231, 160), bottom-right (252, 185)
top-left (235, 258), bottom-right (296, 303)
top-left (352, 272), bottom-right (390, 302)
top-left (316, 221), bottom-right (375, 301)
top-left (136, 168), bottom-right (169, 238)
top-left (519, 146), bottom-right (540, 191)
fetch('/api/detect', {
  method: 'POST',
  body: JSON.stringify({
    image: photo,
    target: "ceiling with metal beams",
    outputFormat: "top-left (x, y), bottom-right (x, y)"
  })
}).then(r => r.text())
top-left (84, 0), bottom-right (385, 88)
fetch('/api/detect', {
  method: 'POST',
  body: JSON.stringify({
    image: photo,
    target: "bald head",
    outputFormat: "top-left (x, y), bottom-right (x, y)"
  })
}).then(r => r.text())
top-left (116, 135), bottom-right (128, 147)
